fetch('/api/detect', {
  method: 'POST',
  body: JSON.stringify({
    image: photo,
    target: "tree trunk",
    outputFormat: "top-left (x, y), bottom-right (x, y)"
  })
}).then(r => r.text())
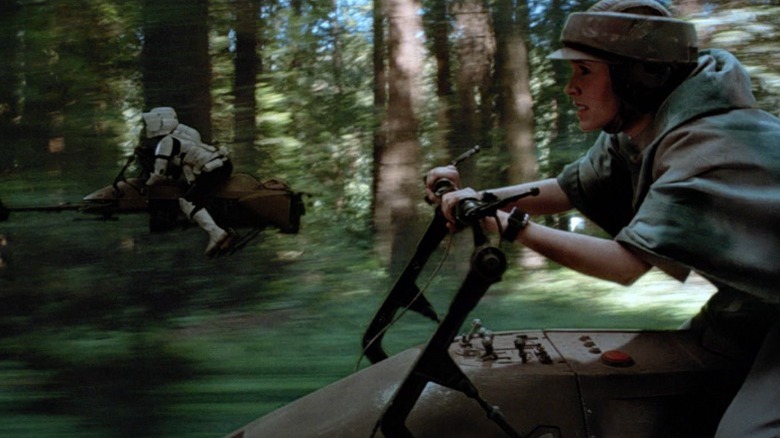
top-left (494, 0), bottom-right (536, 185)
top-left (0, 1), bottom-right (21, 172)
top-left (451, 0), bottom-right (494, 183)
top-left (142, 0), bottom-right (212, 142)
top-left (428, 0), bottom-right (454, 157)
top-left (371, 0), bottom-right (387, 233)
top-left (233, 0), bottom-right (261, 159)
top-left (374, 0), bottom-right (424, 273)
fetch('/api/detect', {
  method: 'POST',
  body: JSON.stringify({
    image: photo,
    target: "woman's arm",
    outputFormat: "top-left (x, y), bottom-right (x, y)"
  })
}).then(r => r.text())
top-left (426, 167), bottom-right (571, 215)
top-left (485, 178), bottom-right (572, 215)
top-left (437, 178), bottom-right (573, 225)
top-left (490, 210), bottom-right (652, 286)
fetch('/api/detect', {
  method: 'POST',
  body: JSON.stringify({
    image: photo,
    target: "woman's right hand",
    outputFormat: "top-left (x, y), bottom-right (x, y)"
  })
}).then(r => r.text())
top-left (434, 187), bottom-right (486, 233)
top-left (424, 165), bottom-right (462, 203)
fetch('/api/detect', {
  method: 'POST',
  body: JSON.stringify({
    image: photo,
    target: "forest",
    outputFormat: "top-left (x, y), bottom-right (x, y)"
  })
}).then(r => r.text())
top-left (0, 0), bottom-right (778, 436)
top-left (1, 0), bottom-right (778, 262)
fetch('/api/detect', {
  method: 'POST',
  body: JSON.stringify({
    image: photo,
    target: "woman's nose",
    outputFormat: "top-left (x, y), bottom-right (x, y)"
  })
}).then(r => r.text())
top-left (565, 80), bottom-right (579, 96)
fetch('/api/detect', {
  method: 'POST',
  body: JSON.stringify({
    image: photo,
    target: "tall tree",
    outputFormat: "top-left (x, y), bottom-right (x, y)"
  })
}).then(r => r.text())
top-left (372, 0), bottom-right (388, 223)
top-left (232, 0), bottom-right (261, 157)
top-left (0, 0), bottom-right (21, 172)
top-left (374, 0), bottom-right (425, 272)
top-left (141, 0), bottom-right (212, 142)
top-left (493, 0), bottom-right (536, 185)
top-left (425, 0), bottom-right (455, 159)
top-left (451, 0), bottom-right (494, 182)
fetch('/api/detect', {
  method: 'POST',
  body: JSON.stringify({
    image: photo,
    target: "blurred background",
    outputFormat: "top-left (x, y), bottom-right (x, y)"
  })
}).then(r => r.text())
top-left (0, 0), bottom-right (777, 436)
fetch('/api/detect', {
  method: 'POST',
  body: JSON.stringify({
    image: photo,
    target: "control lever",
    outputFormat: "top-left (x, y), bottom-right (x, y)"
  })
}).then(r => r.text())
top-left (450, 145), bottom-right (481, 167)
top-left (454, 187), bottom-right (540, 228)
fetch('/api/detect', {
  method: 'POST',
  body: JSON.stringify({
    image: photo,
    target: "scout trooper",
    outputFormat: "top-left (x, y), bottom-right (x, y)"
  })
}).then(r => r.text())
top-left (142, 107), bottom-right (233, 256)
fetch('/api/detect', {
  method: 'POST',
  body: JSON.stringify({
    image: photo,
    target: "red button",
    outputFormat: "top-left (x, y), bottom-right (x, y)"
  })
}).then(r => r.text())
top-left (600, 350), bottom-right (634, 367)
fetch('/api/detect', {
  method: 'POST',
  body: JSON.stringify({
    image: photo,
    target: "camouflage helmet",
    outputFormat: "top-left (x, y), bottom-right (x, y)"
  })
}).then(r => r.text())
top-left (548, 0), bottom-right (698, 65)
top-left (589, 0), bottom-right (671, 16)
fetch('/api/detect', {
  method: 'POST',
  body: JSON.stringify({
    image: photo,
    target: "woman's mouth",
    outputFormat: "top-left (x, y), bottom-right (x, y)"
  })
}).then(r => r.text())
top-left (574, 103), bottom-right (587, 119)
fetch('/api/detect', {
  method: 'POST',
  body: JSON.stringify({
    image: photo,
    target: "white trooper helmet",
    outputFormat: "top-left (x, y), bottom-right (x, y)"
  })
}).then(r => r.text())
top-left (142, 107), bottom-right (179, 138)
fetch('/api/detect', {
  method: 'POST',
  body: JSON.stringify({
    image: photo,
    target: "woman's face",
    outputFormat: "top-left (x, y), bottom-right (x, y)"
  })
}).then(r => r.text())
top-left (565, 60), bottom-right (620, 132)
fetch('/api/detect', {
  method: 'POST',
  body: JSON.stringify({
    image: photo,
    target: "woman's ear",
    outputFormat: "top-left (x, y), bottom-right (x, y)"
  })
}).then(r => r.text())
top-left (631, 62), bottom-right (672, 89)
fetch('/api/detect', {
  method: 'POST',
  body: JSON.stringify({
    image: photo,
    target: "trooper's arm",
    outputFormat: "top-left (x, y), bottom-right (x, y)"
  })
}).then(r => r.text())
top-left (172, 123), bottom-right (202, 143)
top-left (146, 136), bottom-right (174, 186)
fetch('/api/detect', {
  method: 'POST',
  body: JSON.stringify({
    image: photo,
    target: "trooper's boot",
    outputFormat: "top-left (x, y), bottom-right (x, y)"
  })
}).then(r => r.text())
top-left (179, 199), bottom-right (230, 256)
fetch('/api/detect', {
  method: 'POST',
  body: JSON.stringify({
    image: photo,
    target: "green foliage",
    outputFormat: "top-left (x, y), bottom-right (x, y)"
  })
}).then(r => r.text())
top-left (1, 1), bottom-right (779, 436)
top-left (251, 4), bottom-right (377, 236)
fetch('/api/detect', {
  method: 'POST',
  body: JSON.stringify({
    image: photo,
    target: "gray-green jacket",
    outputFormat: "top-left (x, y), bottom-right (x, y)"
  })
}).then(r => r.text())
top-left (558, 49), bottom-right (780, 303)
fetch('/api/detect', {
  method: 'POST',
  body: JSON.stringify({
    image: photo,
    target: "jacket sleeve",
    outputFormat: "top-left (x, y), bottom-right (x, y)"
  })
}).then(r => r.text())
top-left (557, 132), bottom-right (637, 237)
top-left (615, 112), bottom-right (780, 301)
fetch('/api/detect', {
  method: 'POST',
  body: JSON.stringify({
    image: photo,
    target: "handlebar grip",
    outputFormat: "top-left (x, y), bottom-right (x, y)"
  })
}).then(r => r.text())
top-left (453, 198), bottom-right (482, 227)
top-left (433, 178), bottom-right (456, 197)
top-left (424, 178), bottom-right (458, 205)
